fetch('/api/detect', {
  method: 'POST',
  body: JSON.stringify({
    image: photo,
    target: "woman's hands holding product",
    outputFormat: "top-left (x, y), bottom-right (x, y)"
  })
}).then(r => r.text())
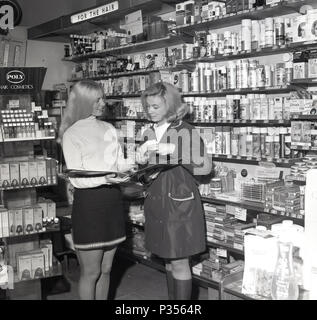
top-left (157, 143), bottom-right (175, 156)
top-left (104, 174), bottom-right (130, 185)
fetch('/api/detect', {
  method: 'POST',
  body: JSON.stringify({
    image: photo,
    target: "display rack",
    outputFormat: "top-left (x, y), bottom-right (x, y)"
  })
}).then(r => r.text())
top-left (56, 0), bottom-right (315, 300)
top-left (0, 67), bottom-right (63, 300)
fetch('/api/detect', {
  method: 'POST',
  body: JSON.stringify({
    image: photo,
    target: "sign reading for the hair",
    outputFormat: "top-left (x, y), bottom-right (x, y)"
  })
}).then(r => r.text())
top-left (70, 1), bottom-right (118, 24)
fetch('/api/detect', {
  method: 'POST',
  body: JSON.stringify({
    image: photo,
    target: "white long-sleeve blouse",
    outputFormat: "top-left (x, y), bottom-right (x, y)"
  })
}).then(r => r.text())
top-left (62, 116), bottom-right (130, 189)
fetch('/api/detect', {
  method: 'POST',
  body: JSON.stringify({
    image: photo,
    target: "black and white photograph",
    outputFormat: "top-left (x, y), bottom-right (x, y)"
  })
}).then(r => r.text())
top-left (1, 0), bottom-right (317, 310)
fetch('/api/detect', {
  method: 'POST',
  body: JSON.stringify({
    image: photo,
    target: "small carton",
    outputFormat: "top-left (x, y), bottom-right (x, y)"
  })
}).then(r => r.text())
top-left (45, 159), bottom-right (51, 185)
top-left (8, 209), bottom-right (15, 236)
top-left (0, 208), bottom-right (9, 238)
top-left (13, 208), bottom-right (23, 235)
top-left (17, 253), bottom-right (32, 281)
top-left (0, 163), bottom-right (10, 188)
top-left (33, 206), bottom-right (43, 232)
top-left (46, 200), bottom-right (56, 219)
top-left (36, 159), bottom-right (47, 185)
top-left (31, 252), bottom-right (45, 279)
top-left (19, 162), bottom-right (29, 187)
top-left (9, 162), bottom-right (20, 188)
top-left (22, 207), bottom-right (34, 234)
top-left (292, 14), bottom-right (308, 43)
top-left (175, 2), bottom-right (185, 26)
top-left (37, 200), bottom-right (48, 219)
top-left (308, 49), bottom-right (317, 78)
top-left (28, 161), bottom-right (38, 186)
top-left (40, 239), bottom-right (52, 268)
top-left (40, 246), bottom-right (50, 272)
top-left (306, 9), bottom-right (317, 41)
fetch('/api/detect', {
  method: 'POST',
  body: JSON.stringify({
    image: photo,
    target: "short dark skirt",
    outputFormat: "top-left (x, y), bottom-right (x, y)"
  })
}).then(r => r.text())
top-left (71, 185), bottom-right (126, 250)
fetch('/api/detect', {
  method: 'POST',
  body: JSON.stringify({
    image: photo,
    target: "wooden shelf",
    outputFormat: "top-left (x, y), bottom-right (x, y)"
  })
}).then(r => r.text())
top-left (63, 35), bottom-right (193, 62)
top-left (68, 66), bottom-right (180, 82)
top-left (178, 40), bottom-right (317, 65)
top-left (207, 240), bottom-right (244, 256)
top-left (192, 120), bottom-right (291, 127)
top-left (1, 137), bottom-right (55, 143)
top-left (201, 197), bottom-right (304, 223)
top-left (172, 0), bottom-right (315, 34)
top-left (182, 86), bottom-right (295, 97)
top-left (0, 226), bottom-right (60, 240)
top-left (0, 183), bottom-right (57, 191)
top-left (13, 258), bottom-right (62, 284)
top-left (210, 154), bottom-right (294, 168)
top-left (291, 115), bottom-right (317, 121)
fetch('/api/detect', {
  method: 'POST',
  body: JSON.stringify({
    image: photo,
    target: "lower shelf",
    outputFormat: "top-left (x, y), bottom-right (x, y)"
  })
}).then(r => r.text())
top-left (13, 258), bottom-right (62, 284)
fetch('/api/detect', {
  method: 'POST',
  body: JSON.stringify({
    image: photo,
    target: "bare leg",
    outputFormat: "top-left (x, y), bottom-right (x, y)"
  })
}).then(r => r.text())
top-left (170, 258), bottom-right (192, 300)
top-left (76, 249), bottom-right (103, 300)
top-left (95, 247), bottom-right (117, 300)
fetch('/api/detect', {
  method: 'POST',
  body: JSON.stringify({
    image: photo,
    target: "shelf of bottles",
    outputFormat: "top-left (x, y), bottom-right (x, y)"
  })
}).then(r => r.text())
top-left (64, 35), bottom-right (193, 63)
top-left (172, 0), bottom-right (316, 34)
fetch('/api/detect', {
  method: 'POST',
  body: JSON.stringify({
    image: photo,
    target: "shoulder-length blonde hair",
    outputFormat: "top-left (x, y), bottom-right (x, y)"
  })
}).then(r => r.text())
top-left (58, 80), bottom-right (103, 142)
top-left (141, 82), bottom-right (189, 122)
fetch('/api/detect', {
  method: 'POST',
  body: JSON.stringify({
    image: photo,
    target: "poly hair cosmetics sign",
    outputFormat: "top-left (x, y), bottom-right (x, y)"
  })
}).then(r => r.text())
top-left (0, 0), bottom-right (22, 31)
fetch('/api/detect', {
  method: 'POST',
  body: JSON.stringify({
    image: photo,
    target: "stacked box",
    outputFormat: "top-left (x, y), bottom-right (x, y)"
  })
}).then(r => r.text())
top-left (22, 207), bottom-right (34, 234)
top-left (0, 208), bottom-right (9, 238)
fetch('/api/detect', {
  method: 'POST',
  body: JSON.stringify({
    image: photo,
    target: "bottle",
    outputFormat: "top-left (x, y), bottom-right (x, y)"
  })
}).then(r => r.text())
top-left (271, 240), bottom-right (299, 300)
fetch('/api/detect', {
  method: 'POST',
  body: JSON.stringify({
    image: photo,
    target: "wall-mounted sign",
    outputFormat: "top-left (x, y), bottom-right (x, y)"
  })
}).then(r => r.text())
top-left (70, 1), bottom-right (119, 24)
top-left (0, 0), bottom-right (22, 31)
top-left (0, 67), bottom-right (47, 94)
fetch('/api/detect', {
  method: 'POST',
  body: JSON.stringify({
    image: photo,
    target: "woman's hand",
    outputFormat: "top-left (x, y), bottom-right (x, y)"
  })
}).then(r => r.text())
top-left (135, 148), bottom-right (149, 165)
top-left (104, 174), bottom-right (130, 185)
top-left (157, 143), bottom-right (175, 156)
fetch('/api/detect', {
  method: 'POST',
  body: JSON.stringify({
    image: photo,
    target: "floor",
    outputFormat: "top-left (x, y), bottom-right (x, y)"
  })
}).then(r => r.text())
top-left (45, 255), bottom-right (209, 300)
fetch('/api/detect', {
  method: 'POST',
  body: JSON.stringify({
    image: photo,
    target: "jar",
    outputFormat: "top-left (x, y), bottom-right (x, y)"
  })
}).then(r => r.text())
top-left (210, 178), bottom-right (222, 189)
top-left (210, 33), bottom-right (218, 56)
top-left (285, 62), bottom-right (293, 83)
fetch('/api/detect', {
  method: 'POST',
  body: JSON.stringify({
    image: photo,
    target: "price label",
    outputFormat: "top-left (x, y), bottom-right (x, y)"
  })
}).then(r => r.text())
top-left (216, 248), bottom-right (228, 258)
top-left (235, 207), bottom-right (247, 221)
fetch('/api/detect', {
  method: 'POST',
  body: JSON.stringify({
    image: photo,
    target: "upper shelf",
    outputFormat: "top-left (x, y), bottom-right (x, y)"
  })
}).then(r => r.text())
top-left (27, 0), bottom-right (163, 42)
top-left (63, 35), bottom-right (193, 62)
top-left (172, 0), bottom-right (317, 35)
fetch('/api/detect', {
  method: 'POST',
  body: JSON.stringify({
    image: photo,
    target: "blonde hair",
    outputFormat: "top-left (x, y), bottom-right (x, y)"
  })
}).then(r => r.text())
top-left (58, 80), bottom-right (103, 142)
top-left (141, 82), bottom-right (189, 122)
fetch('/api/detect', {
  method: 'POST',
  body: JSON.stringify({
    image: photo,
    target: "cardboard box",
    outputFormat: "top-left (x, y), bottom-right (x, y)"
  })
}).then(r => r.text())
top-left (0, 163), bottom-right (10, 188)
top-left (36, 159), bottom-right (47, 185)
top-left (28, 161), bottom-right (38, 186)
top-left (308, 49), bottom-right (317, 78)
top-left (292, 15), bottom-right (308, 43)
top-left (0, 208), bottom-right (9, 238)
top-left (307, 9), bottom-right (317, 41)
top-left (33, 206), bottom-right (43, 232)
top-left (8, 209), bottom-right (15, 236)
top-left (40, 246), bottom-right (50, 272)
top-left (19, 162), bottom-right (29, 187)
top-left (22, 207), bottom-right (34, 234)
top-left (13, 208), bottom-right (23, 235)
top-left (17, 254), bottom-right (32, 281)
top-left (46, 200), bottom-right (56, 219)
top-left (175, 2), bottom-right (185, 26)
top-left (40, 239), bottom-right (52, 268)
top-left (9, 163), bottom-right (20, 188)
top-left (37, 200), bottom-right (48, 219)
top-left (31, 252), bottom-right (45, 279)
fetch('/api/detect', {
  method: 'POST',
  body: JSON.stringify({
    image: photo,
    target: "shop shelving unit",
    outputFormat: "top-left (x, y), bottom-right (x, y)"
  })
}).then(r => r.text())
top-left (51, 0), bottom-right (317, 300)
top-left (0, 67), bottom-right (63, 300)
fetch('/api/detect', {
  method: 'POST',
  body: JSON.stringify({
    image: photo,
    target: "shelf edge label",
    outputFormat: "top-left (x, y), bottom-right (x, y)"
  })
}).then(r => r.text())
top-left (70, 1), bottom-right (119, 24)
